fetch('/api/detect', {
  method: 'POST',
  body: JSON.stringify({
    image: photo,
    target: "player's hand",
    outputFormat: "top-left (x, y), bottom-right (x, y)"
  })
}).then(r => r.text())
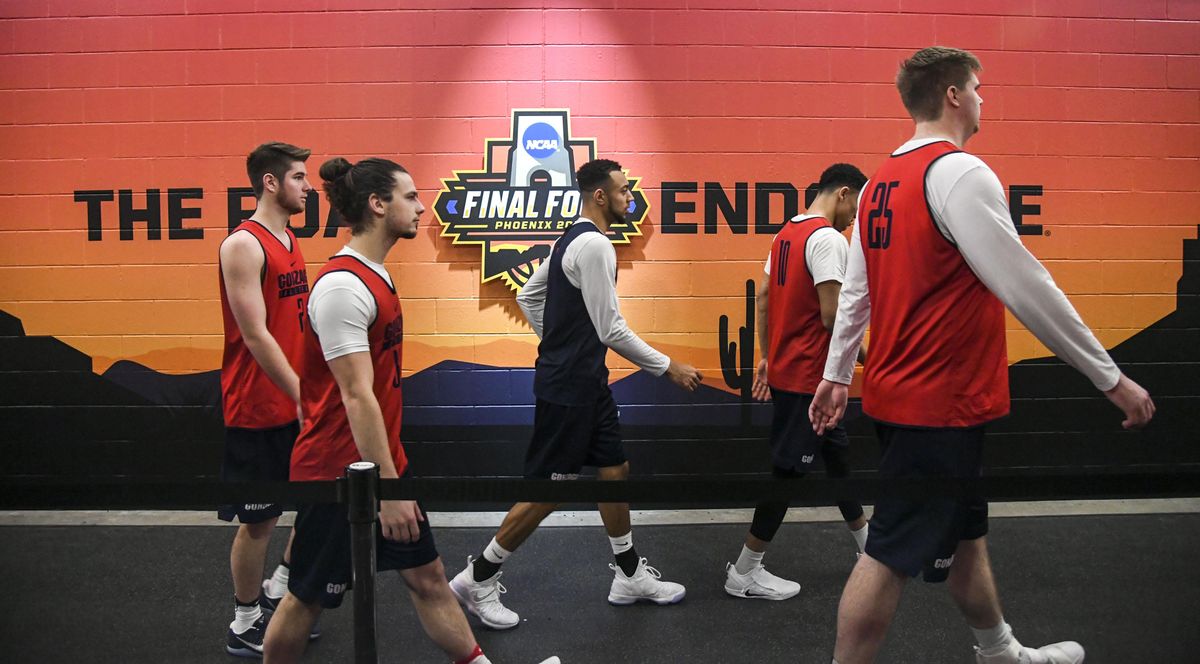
top-left (752, 358), bottom-right (771, 402)
top-left (1104, 373), bottom-right (1155, 430)
top-left (379, 499), bottom-right (424, 543)
top-left (665, 359), bottom-right (702, 392)
top-left (809, 379), bottom-right (849, 436)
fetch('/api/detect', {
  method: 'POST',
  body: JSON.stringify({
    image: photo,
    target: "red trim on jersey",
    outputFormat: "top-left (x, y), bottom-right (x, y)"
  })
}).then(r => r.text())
top-left (219, 221), bottom-right (307, 429)
top-left (859, 141), bottom-right (1009, 428)
top-left (767, 216), bottom-right (836, 394)
top-left (291, 255), bottom-right (408, 482)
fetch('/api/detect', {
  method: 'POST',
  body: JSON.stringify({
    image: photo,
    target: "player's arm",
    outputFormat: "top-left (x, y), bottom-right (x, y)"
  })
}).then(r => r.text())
top-left (815, 281), bottom-right (867, 366)
top-left (810, 220), bottom-right (871, 434)
top-left (815, 281), bottom-right (840, 330)
top-left (938, 162), bottom-right (1154, 429)
top-left (571, 236), bottom-right (702, 391)
top-left (312, 276), bottom-right (422, 542)
top-left (326, 353), bottom-right (422, 542)
top-left (516, 254), bottom-right (550, 339)
top-left (752, 275), bottom-right (770, 402)
top-left (219, 231), bottom-right (301, 405)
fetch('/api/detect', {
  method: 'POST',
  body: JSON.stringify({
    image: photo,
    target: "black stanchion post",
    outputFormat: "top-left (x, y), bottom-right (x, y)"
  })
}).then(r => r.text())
top-left (346, 462), bottom-right (379, 664)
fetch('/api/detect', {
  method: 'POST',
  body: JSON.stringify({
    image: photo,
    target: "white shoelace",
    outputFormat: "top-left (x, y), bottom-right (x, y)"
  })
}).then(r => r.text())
top-left (477, 578), bottom-right (507, 603)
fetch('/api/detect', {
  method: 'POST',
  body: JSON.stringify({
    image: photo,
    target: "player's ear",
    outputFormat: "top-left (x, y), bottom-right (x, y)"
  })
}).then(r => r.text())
top-left (368, 192), bottom-right (386, 216)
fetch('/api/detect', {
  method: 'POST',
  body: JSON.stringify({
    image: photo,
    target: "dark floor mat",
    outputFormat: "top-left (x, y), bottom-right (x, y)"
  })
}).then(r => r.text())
top-left (1, 513), bottom-right (1197, 663)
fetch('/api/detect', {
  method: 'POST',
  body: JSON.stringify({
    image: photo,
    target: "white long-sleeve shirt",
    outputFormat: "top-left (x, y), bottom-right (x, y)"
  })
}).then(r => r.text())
top-left (517, 218), bottom-right (670, 376)
top-left (823, 138), bottom-right (1120, 392)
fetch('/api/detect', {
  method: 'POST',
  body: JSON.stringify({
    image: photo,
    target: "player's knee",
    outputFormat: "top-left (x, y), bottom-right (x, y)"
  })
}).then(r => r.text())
top-left (404, 566), bottom-right (451, 600)
top-left (597, 461), bottom-right (629, 480)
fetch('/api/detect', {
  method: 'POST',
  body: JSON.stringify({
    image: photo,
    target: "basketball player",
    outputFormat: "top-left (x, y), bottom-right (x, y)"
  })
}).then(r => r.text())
top-left (261, 156), bottom-right (557, 664)
top-left (724, 163), bottom-right (870, 601)
top-left (449, 159), bottom-right (703, 630)
top-left (809, 47), bottom-right (1155, 664)
top-left (218, 142), bottom-right (313, 657)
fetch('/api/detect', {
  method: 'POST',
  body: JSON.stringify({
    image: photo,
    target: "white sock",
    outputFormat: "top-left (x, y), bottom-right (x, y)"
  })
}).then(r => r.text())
top-left (482, 537), bottom-right (511, 565)
top-left (608, 531), bottom-right (633, 555)
top-left (973, 620), bottom-right (1014, 654)
top-left (466, 655), bottom-right (492, 664)
top-left (734, 544), bottom-right (765, 575)
top-left (266, 563), bottom-right (289, 599)
top-left (231, 601), bottom-right (262, 633)
top-left (851, 522), bottom-right (869, 554)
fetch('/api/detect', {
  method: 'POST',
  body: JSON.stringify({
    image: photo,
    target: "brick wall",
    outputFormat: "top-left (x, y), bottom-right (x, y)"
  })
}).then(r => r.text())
top-left (0, 1), bottom-right (1196, 478)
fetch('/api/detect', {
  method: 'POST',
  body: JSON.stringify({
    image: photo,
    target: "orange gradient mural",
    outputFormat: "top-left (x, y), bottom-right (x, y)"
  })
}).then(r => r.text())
top-left (0, 2), bottom-right (1197, 399)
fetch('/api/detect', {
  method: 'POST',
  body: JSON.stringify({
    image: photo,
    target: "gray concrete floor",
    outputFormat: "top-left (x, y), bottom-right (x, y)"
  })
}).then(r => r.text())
top-left (2, 513), bottom-right (1198, 663)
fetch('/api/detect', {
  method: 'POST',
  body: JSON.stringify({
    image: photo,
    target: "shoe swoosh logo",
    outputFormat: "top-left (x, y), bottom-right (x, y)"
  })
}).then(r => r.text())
top-left (234, 635), bottom-right (263, 649)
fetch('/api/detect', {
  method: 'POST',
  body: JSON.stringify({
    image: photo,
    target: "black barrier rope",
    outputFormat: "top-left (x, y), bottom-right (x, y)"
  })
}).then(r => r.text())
top-left (2, 464), bottom-right (1199, 511)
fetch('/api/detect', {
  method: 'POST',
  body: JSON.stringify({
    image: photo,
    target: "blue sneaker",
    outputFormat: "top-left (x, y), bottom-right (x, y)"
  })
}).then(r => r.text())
top-left (226, 614), bottom-right (265, 658)
top-left (260, 581), bottom-right (320, 641)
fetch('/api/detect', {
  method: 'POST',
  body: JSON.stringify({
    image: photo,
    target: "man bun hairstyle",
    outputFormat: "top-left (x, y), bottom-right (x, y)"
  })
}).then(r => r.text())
top-left (576, 158), bottom-right (623, 196)
top-left (246, 141), bottom-right (311, 198)
top-left (319, 157), bottom-right (408, 235)
top-left (896, 46), bottom-right (982, 122)
top-left (818, 163), bottom-right (868, 194)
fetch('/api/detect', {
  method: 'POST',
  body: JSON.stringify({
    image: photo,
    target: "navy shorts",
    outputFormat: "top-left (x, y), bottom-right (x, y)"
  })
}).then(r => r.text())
top-left (524, 390), bottom-right (625, 480)
top-left (288, 500), bottom-right (439, 609)
top-left (217, 421), bottom-right (299, 523)
top-left (864, 422), bottom-right (988, 583)
top-left (769, 387), bottom-right (849, 472)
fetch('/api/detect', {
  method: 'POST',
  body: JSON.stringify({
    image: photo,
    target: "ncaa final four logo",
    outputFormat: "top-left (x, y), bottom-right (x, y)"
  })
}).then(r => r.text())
top-left (434, 109), bottom-right (650, 291)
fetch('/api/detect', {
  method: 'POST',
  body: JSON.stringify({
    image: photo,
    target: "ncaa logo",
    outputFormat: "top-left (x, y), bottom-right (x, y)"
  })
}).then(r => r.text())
top-left (434, 109), bottom-right (650, 292)
top-left (522, 122), bottom-right (560, 158)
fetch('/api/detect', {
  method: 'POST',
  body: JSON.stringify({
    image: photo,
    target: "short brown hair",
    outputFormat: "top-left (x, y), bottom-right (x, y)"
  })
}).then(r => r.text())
top-left (896, 47), bottom-right (982, 122)
top-left (246, 142), bottom-right (311, 197)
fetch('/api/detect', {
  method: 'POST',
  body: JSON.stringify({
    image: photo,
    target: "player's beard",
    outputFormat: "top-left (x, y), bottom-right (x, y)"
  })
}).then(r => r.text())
top-left (280, 190), bottom-right (306, 215)
top-left (607, 200), bottom-right (625, 226)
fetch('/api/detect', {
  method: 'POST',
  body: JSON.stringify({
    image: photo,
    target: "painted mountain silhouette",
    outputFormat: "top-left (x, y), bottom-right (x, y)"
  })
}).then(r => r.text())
top-left (0, 311), bottom-right (223, 478)
top-left (1, 225), bottom-right (1195, 480)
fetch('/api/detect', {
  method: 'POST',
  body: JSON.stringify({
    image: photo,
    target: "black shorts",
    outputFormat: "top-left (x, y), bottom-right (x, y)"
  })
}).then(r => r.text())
top-left (217, 421), bottom-right (299, 523)
top-left (864, 422), bottom-right (988, 583)
top-left (524, 391), bottom-right (625, 480)
top-left (288, 500), bottom-right (439, 609)
top-left (769, 388), bottom-right (849, 472)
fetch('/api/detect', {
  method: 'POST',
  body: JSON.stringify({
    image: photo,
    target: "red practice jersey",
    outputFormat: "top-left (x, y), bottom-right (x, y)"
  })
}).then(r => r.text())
top-left (291, 255), bottom-right (407, 481)
top-left (219, 221), bottom-right (308, 429)
top-left (860, 141), bottom-right (1009, 428)
top-left (767, 216), bottom-right (836, 395)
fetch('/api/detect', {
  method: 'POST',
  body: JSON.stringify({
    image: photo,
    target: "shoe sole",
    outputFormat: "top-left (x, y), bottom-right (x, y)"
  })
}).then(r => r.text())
top-left (607, 589), bottom-right (686, 606)
top-left (723, 584), bottom-right (800, 601)
top-left (225, 645), bottom-right (264, 659)
top-left (449, 579), bottom-right (520, 631)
